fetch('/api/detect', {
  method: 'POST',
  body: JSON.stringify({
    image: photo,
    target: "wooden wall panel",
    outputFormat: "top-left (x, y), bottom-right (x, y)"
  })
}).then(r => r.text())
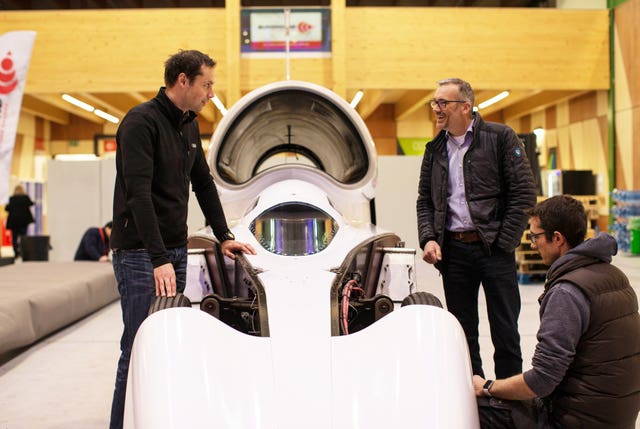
top-left (540, 129), bottom-right (557, 168)
top-left (0, 8), bottom-right (609, 94)
top-left (633, 107), bottom-right (640, 189)
top-left (51, 116), bottom-right (103, 141)
top-left (530, 110), bottom-right (545, 131)
top-left (344, 8), bottom-right (609, 91)
top-left (523, 92), bottom-right (609, 199)
top-left (615, 0), bottom-right (640, 108)
top-left (568, 123), bottom-right (585, 168)
top-left (614, 0), bottom-right (640, 190)
top-left (556, 126), bottom-right (572, 170)
top-left (0, 9), bottom-right (228, 92)
top-left (49, 139), bottom-right (95, 156)
top-left (545, 106), bottom-right (557, 130)
top-left (569, 92), bottom-right (597, 123)
top-left (614, 108), bottom-right (633, 190)
top-left (239, 58), bottom-right (333, 89)
top-left (10, 135), bottom-right (23, 177)
top-left (556, 101), bottom-right (570, 128)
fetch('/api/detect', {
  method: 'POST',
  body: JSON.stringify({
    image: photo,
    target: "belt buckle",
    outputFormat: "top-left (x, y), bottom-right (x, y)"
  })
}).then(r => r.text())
top-left (454, 230), bottom-right (478, 243)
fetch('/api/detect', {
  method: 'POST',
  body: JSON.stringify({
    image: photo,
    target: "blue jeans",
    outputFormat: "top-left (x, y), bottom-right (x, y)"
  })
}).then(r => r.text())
top-left (441, 238), bottom-right (522, 379)
top-left (109, 247), bottom-right (187, 429)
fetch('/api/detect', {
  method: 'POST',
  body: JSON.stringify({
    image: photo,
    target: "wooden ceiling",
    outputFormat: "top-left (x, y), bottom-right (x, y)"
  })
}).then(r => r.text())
top-left (0, 0), bottom-right (553, 9)
top-left (4, 5), bottom-right (606, 136)
top-left (18, 86), bottom-right (588, 137)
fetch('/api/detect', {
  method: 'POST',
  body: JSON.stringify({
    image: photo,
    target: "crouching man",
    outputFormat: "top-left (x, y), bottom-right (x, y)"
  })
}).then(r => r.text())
top-left (473, 195), bottom-right (640, 428)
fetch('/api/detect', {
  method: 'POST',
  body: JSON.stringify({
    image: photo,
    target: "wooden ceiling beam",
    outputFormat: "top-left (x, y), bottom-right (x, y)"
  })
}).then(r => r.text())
top-left (395, 90), bottom-right (433, 121)
top-left (357, 90), bottom-right (386, 120)
top-left (476, 89), bottom-right (540, 116)
top-left (30, 93), bottom-right (105, 124)
top-left (502, 90), bottom-right (587, 120)
top-left (198, 102), bottom-right (216, 123)
top-left (21, 94), bottom-right (70, 125)
top-left (128, 92), bottom-right (149, 104)
top-left (74, 92), bottom-right (126, 118)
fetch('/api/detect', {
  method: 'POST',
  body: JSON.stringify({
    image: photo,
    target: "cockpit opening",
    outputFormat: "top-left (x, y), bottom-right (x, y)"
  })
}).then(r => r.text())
top-left (250, 202), bottom-right (339, 256)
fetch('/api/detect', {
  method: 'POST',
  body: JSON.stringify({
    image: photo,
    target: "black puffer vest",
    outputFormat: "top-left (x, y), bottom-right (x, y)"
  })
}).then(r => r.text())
top-left (541, 258), bottom-right (640, 429)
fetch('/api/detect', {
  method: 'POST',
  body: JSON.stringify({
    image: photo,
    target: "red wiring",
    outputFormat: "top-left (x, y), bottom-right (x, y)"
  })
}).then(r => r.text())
top-left (340, 279), bottom-right (364, 335)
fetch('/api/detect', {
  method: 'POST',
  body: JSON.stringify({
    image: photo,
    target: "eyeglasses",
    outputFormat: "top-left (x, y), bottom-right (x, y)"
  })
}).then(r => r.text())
top-left (528, 231), bottom-right (546, 244)
top-left (429, 99), bottom-right (467, 110)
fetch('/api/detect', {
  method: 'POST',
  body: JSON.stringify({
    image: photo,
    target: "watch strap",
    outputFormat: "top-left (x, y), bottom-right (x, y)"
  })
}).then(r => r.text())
top-left (483, 379), bottom-right (495, 397)
top-left (219, 230), bottom-right (235, 242)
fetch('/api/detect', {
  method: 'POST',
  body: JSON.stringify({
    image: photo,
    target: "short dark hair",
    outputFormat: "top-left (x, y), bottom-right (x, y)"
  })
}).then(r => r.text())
top-left (437, 77), bottom-right (475, 107)
top-left (104, 221), bottom-right (113, 229)
top-left (164, 50), bottom-right (216, 87)
top-left (527, 195), bottom-right (587, 248)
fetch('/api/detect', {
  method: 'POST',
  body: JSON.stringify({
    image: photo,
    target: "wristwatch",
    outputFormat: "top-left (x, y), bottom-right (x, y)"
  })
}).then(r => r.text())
top-left (219, 230), bottom-right (235, 242)
top-left (483, 379), bottom-right (495, 397)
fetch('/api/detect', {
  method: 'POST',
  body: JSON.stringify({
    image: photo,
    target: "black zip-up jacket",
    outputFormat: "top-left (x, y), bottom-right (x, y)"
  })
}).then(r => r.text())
top-left (111, 88), bottom-right (231, 267)
top-left (417, 113), bottom-right (536, 257)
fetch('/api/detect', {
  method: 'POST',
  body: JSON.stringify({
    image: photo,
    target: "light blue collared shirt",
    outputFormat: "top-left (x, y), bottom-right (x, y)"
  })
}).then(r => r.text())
top-left (446, 118), bottom-right (475, 232)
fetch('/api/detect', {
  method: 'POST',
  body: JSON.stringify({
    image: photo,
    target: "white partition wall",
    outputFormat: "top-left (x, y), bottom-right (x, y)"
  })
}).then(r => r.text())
top-left (47, 158), bottom-right (205, 261)
top-left (375, 155), bottom-right (423, 252)
top-left (100, 159), bottom-right (116, 224)
top-left (47, 159), bottom-right (113, 261)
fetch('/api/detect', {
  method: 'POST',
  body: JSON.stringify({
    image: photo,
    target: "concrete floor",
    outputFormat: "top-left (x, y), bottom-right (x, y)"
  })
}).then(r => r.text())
top-left (0, 254), bottom-right (638, 428)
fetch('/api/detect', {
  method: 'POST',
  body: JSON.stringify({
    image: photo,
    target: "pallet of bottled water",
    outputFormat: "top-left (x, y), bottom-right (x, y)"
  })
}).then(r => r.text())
top-left (611, 190), bottom-right (640, 254)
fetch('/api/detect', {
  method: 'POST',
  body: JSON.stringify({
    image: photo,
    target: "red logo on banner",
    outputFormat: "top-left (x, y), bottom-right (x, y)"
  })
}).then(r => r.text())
top-left (297, 21), bottom-right (313, 33)
top-left (1, 218), bottom-right (12, 247)
top-left (0, 52), bottom-right (19, 95)
top-left (103, 139), bottom-right (117, 152)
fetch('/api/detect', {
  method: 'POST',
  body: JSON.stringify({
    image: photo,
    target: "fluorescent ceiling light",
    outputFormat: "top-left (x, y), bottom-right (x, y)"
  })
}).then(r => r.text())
top-left (62, 93), bottom-right (95, 112)
top-left (478, 91), bottom-right (509, 109)
top-left (54, 154), bottom-right (98, 161)
top-left (61, 94), bottom-right (121, 123)
top-left (211, 95), bottom-right (227, 116)
top-left (94, 109), bottom-right (119, 124)
top-left (350, 90), bottom-right (364, 108)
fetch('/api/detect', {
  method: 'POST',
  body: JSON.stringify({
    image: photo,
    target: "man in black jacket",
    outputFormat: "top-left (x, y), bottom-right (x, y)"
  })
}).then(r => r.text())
top-left (109, 50), bottom-right (256, 429)
top-left (417, 78), bottom-right (536, 379)
top-left (473, 195), bottom-right (640, 428)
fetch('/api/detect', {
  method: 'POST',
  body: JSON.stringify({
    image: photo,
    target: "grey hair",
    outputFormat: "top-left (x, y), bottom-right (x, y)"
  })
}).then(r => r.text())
top-left (437, 78), bottom-right (475, 107)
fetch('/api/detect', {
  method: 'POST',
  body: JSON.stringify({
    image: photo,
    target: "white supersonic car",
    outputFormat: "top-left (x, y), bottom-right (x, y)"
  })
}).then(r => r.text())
top-left (124, 81), bottom-right (479, 429)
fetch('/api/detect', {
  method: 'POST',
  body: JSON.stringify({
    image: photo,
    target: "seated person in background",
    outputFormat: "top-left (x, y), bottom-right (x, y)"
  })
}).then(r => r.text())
top-left (74, 221), bottom-right (112, 261)
top-left (473, 195), bottom-right (640, 429)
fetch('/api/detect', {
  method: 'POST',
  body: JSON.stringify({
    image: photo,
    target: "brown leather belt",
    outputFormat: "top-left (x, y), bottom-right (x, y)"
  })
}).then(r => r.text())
top-left (447, 230), bottom-right (481, 243)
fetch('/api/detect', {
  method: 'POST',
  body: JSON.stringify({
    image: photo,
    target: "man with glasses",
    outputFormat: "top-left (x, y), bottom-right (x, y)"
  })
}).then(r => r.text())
top-left (417, 78), bottom-right (536, 379)
top-left (473, 195), bottom-right (640, 428)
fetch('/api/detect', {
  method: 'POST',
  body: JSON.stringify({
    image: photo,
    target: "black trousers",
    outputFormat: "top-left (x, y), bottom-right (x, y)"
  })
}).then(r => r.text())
top-left (10, 226), bottom-right (28, 257)
top-left (440, 237), bottom-right (522, 378)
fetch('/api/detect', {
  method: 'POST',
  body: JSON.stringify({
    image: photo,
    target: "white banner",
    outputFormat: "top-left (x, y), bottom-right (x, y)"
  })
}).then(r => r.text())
top-left (0, 31), bottom-right (36, 204)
